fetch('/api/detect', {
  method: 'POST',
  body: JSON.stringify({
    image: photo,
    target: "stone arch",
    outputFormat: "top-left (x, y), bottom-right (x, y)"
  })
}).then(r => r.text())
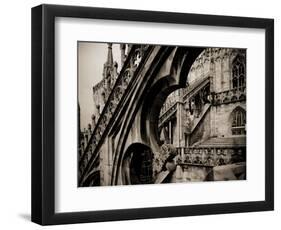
top-left (121, 143), bottom-right (153, 185)
top-left (140, 47), bottom-right (204, 151)
top-left (140, 76), bottom-right (178, 147)
top-left (231, 52), bottom-right (246, 89)
top-left (230, 106), bottom-right (246, 119)
top-left (111, 47), bottom-right (204, 185)
top-left (82, 170), bottom-right (100, 187)
top-left (229, 106), bottom-right (246, 135)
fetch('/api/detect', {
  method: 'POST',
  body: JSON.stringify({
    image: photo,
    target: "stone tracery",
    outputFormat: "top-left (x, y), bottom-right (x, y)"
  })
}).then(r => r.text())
top-left (78, 45), bottom-right (246, 186)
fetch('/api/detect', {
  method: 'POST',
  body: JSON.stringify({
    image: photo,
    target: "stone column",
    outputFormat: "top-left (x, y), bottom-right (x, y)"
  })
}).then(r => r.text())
top-left (169, 121), bottom-right (172, 144)
top-left (176, 102), bottom-right (184, 148)
top-left (120, 44), bottom-right (126, 66)
top-left (223, 50), bottom-right (231, 91)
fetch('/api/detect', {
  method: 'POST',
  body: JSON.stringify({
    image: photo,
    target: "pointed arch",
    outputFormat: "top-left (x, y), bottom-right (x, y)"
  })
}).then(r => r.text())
top-left (231, 53), bottom-right (246, 89)
top-left (121, 143), bottom-right (153, 185)
top-left (230, 106), bottom-right (246, 135)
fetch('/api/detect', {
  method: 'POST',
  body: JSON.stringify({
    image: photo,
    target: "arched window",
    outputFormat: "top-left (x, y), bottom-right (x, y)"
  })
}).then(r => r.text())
top-left (122, 143), bottom-right (154, 185)
top-left (231, 54), bottom-right (246, 89)
top-left (231, 107), bottom-right (246, 135)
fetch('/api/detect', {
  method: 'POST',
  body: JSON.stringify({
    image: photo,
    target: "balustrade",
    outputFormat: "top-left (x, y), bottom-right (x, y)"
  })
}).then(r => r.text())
top-left (159, 102), bottom-right (177, 126)
top-left (212, 86), bottom-right (246, 105)
top-left (176, 146), bottom-right (245, 167)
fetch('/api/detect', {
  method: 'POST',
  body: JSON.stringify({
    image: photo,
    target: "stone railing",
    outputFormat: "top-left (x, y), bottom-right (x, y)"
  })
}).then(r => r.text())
top-left (182, 75), bottom-right (210, 102)
top-left (159, 75), bottom-right (211, 128)
top-left (212, 86), bottom-right (246, 105)
top-left (159, 102), bottom-right (177, 127)
top-left (79, 45), bottom-right (151, 178)
top-left (176, 146), bottom-right (245, 167)
top-left (183, 103), bottom-right (211, 134)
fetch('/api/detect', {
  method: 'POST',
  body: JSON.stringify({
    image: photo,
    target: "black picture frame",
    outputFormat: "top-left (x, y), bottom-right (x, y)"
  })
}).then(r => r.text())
top-left (31, 4), bottom-right (274, 225)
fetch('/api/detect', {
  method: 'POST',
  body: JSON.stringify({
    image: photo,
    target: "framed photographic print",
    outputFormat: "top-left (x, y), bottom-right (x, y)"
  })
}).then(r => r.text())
top-left (31, 4), bottom-right (274, 225)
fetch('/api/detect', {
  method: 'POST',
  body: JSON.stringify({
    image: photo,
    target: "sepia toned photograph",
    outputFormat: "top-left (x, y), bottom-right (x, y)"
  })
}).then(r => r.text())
top-left (31, 5), bottom-right (274, 224)
top-left (78, 42), bottom-right (246, 187)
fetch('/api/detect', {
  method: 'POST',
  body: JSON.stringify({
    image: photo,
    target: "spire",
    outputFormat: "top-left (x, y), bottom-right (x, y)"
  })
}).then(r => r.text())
top-left (103, 43), bottom-right (114, 79)
top-left (106, 43), bottom-right (113, 66)
top-left (120, 44), bottom-right (126, 66)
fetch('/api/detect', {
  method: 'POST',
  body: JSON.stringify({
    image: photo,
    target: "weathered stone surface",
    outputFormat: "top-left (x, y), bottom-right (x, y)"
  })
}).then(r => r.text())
top-left (79, 45), bottom-right (246, 186)
top-left (213, 162), bottom-right (246, 181)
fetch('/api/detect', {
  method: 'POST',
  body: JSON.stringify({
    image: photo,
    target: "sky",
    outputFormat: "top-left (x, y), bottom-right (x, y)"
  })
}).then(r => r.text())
top-left (78, 42), bottom-right (121, 130)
